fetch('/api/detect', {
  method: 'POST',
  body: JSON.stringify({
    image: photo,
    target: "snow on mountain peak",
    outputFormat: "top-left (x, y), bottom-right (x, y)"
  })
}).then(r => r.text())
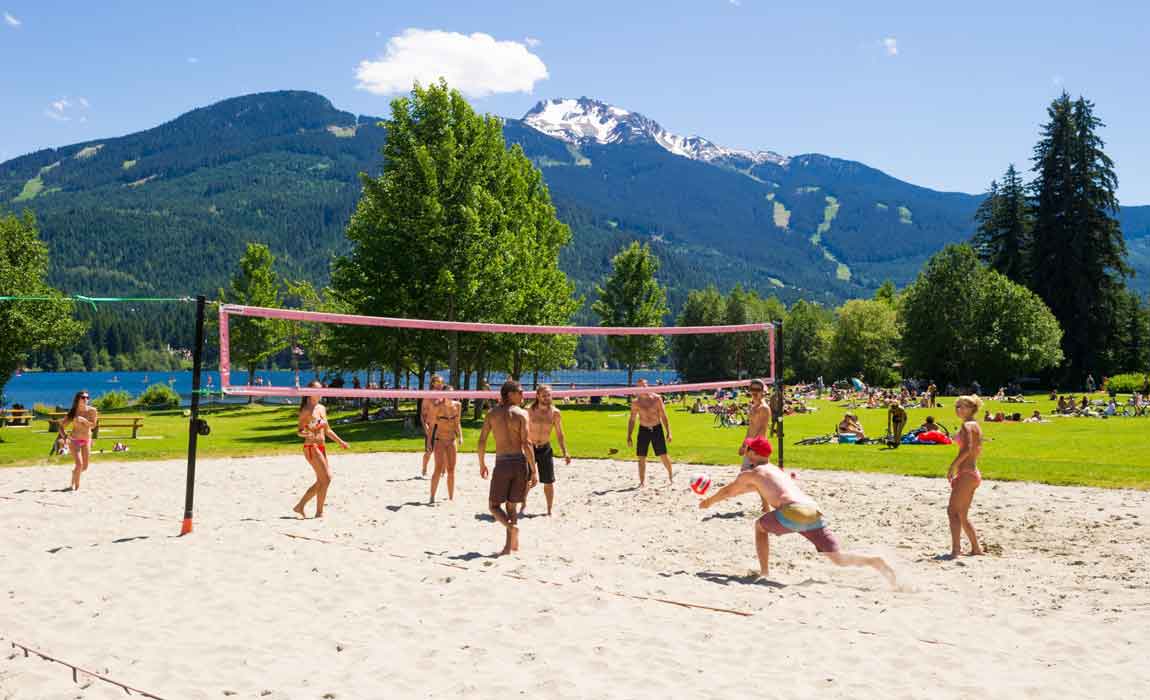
top-left (522, 97), bottom-right (790, 168)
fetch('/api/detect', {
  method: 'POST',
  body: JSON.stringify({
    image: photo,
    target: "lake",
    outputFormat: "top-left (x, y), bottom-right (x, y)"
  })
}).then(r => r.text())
top-left (2, 369), bottom-right (681, 409)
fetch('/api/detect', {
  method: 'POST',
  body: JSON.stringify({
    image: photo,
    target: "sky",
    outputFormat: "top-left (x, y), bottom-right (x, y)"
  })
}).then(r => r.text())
top-left (2, 0), bottom-right (1149, 202)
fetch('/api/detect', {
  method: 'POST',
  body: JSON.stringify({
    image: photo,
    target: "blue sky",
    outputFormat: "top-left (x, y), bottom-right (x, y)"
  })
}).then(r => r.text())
top-left (3, 0), bottom-right (1148, 202)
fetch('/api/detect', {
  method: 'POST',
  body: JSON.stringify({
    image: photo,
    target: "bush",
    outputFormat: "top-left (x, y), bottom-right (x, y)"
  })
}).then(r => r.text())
top-left (138, 383), bottom-right (180, 408)
top-left (1104, 373), bottom-right (1150, 395)
top-left (32, 402), bottom-right (56, 416)
top-left (93, 390), bottom-right (132, 411)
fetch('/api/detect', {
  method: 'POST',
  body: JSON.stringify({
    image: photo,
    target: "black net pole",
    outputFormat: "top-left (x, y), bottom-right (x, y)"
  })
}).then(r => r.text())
top-left (775, 321), bottom-right (784, 470)
top-left (180, 295), bottom-right (206, 535)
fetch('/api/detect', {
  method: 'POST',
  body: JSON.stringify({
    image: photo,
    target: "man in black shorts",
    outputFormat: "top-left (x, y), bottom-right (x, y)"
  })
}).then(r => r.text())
top-left (627, 379), bottom-right (673, 486)
top-left (526, 384), bottom-right (571, 516)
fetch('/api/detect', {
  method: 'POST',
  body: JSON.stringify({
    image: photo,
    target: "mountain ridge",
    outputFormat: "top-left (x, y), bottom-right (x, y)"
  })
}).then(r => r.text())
top-left (3, 90), bottom-right (1147, 307)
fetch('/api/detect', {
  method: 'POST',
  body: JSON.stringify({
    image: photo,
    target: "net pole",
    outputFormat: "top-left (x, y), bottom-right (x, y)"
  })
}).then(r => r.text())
top-left (180, 295), bottom-right (206, 536)
top-left (774, 321), bottom-right (785, 470)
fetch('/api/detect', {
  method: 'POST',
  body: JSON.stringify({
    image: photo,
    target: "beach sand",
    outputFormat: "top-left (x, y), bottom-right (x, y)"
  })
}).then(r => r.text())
top-left (2, 451), bottom-right (1148, 699)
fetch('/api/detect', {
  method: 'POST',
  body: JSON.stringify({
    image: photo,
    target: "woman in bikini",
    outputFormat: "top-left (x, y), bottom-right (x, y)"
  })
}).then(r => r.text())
top-left (294, 380), bottom-right (349, 518)
top-left (428, 386), bottom-right (463, 504)
top-left (946, 395), bottom-right (984, 557)
top-left (59, 390), bottom-right (98, 491)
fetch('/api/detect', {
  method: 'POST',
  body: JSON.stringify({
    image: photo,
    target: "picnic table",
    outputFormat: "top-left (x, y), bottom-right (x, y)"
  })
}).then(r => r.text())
top-left (0, 408), bottom-right (33, 427)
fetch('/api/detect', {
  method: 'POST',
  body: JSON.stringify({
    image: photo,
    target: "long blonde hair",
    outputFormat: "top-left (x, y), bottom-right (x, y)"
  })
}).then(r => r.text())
top-left (955, 394), bottom-right (983, 419)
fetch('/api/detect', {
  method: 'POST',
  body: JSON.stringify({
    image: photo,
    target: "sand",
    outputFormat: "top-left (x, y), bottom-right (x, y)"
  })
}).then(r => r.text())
top-left (1, 451), bottom-right (1148, 699)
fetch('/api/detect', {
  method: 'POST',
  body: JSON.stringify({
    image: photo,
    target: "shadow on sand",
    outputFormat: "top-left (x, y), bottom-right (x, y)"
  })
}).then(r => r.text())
top-left (386, 501), bottom-right (432, 512)
top-left (695, 571), bottom-right (786, 588)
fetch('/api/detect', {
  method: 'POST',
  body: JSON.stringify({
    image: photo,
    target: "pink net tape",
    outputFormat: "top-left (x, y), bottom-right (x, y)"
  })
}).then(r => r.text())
top-left (221, 378), bottom-right (772, 401)
top-left (220, 304), bottom-right (774, 336)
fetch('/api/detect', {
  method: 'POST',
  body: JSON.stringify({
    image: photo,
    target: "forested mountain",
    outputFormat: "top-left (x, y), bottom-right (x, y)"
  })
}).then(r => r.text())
top-left (3, 89), bottom-right (1149, 314)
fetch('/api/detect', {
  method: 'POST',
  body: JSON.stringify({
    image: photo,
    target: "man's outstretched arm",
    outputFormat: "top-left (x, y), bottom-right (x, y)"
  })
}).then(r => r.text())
top-left (699, 473), bottom-right (755, 509)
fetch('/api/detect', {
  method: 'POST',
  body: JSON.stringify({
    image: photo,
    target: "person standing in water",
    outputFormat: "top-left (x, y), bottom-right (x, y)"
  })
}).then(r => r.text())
top-left (946, 395), bottom-right (984, 557)
top-left (478, 380), bottom-right (538, 556)
top-left (59, 390), bottom-right (98, 491)
top-left (526, 384), bottom-right (571, 516)
top-left (294, 380), bottom-right (349, 518)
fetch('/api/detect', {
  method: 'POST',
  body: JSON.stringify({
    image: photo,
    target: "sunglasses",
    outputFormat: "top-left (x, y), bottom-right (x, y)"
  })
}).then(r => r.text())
top-left (80, 394), bottom-right (90, 399)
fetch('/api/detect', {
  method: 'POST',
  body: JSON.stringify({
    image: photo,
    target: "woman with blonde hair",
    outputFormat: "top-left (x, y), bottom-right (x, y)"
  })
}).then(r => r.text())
top-left (946, 395), bottom-right (984, 557)
top-left (294, 380), bottom-right (349, 518)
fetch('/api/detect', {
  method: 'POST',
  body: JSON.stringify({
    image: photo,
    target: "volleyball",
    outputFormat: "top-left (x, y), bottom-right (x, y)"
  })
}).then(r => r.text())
top-left (690, 473), bottom-right (712, 495)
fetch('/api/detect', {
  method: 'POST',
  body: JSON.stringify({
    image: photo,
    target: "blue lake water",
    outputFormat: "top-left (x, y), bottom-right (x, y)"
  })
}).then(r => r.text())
top-left (2, 369), bottom-right (680, 409)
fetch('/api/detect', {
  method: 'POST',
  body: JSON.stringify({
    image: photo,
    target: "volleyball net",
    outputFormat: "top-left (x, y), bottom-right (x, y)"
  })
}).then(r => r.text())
top-left (216, 304), bottom-right (777, 400)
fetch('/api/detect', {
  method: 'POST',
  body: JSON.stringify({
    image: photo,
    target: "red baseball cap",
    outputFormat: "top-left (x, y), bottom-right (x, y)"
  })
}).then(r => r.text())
top-left (743, 436), bottom-right (773, 458)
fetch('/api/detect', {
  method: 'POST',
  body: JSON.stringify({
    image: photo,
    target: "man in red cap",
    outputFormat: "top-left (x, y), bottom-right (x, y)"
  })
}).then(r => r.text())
top-left (699, 437), bottom-right (898, 586)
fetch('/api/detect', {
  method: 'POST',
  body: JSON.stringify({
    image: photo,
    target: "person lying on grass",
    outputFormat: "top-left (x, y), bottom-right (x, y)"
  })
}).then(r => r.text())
top-left (698, 437), bottom-right (897, 587)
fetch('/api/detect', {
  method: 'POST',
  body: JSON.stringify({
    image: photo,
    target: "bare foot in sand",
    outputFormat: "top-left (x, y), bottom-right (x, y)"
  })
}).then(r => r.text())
top-left (293, 504), bottom-right (307, 518)
top-left (876, 560), bottom-right (899, 588)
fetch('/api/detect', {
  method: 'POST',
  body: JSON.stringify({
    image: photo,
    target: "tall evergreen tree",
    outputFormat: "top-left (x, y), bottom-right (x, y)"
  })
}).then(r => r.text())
top-left (592, 242), bottom-right (669, 386)
top-left (1030, 93), bottom-right (1128, 381)
top-left (973, 164), bottom-right (1031, 284)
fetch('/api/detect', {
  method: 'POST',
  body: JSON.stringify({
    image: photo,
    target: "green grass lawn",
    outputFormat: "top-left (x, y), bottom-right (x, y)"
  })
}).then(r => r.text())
top-left (2, 395), bottom-right (1148, 489)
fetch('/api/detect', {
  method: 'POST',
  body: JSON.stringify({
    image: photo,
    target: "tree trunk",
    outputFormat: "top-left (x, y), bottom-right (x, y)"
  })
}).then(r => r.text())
top-left (460, 367), bottom-right (472, 414)
top-left (448, 298), bottom-right (459, 388)
top-left (473, 365), bottom-right (487, 420)
top-left (247, 365), bottom-right (255, 404)
top-left (627, 364), bottom-right (634, 387)
top-left (392, 359), bottom-right (402, 413)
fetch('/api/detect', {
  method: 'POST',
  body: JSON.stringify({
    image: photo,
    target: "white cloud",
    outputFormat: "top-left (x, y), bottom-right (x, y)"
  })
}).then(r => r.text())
top-left (45, 96), bottom-right (89, 122)
top-left (882, 37), bottom-right (898, 56)
top-left (524, 36), bottom-right (541, 47)
top-left (187, 56), bottom-right (199, 64)
top-left (3, 11), bottom-right (20, 27)
top-left (729, 0), bottom-right (742, 6)
top-left (1052, 75), bottom-right (1064, 87)
top-left (356, 28), bottom-right (549, 98)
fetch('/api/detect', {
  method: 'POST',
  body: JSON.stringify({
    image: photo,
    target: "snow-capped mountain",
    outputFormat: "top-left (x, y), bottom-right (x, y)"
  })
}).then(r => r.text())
top-left (522, 97), bottom-right (790, 168)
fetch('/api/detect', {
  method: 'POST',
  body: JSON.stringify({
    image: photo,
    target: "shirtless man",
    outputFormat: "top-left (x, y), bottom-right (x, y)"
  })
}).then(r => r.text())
top-left (739, 379), bottom-right (772, 470)
top-left (420, 374), bottom-right (445, 477)
top-left (478, 380), bottom-right (538, 555)
top-left (627, 379), bottom-right (673, 486)
top-left (700, 436), bottom-right (897, 586)
top-left (526, 384), bottom-right (571, 516)
top-left (428, 385), bottom-right (462, 504)
top-left (738, 378), bottom-right (773, 511)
